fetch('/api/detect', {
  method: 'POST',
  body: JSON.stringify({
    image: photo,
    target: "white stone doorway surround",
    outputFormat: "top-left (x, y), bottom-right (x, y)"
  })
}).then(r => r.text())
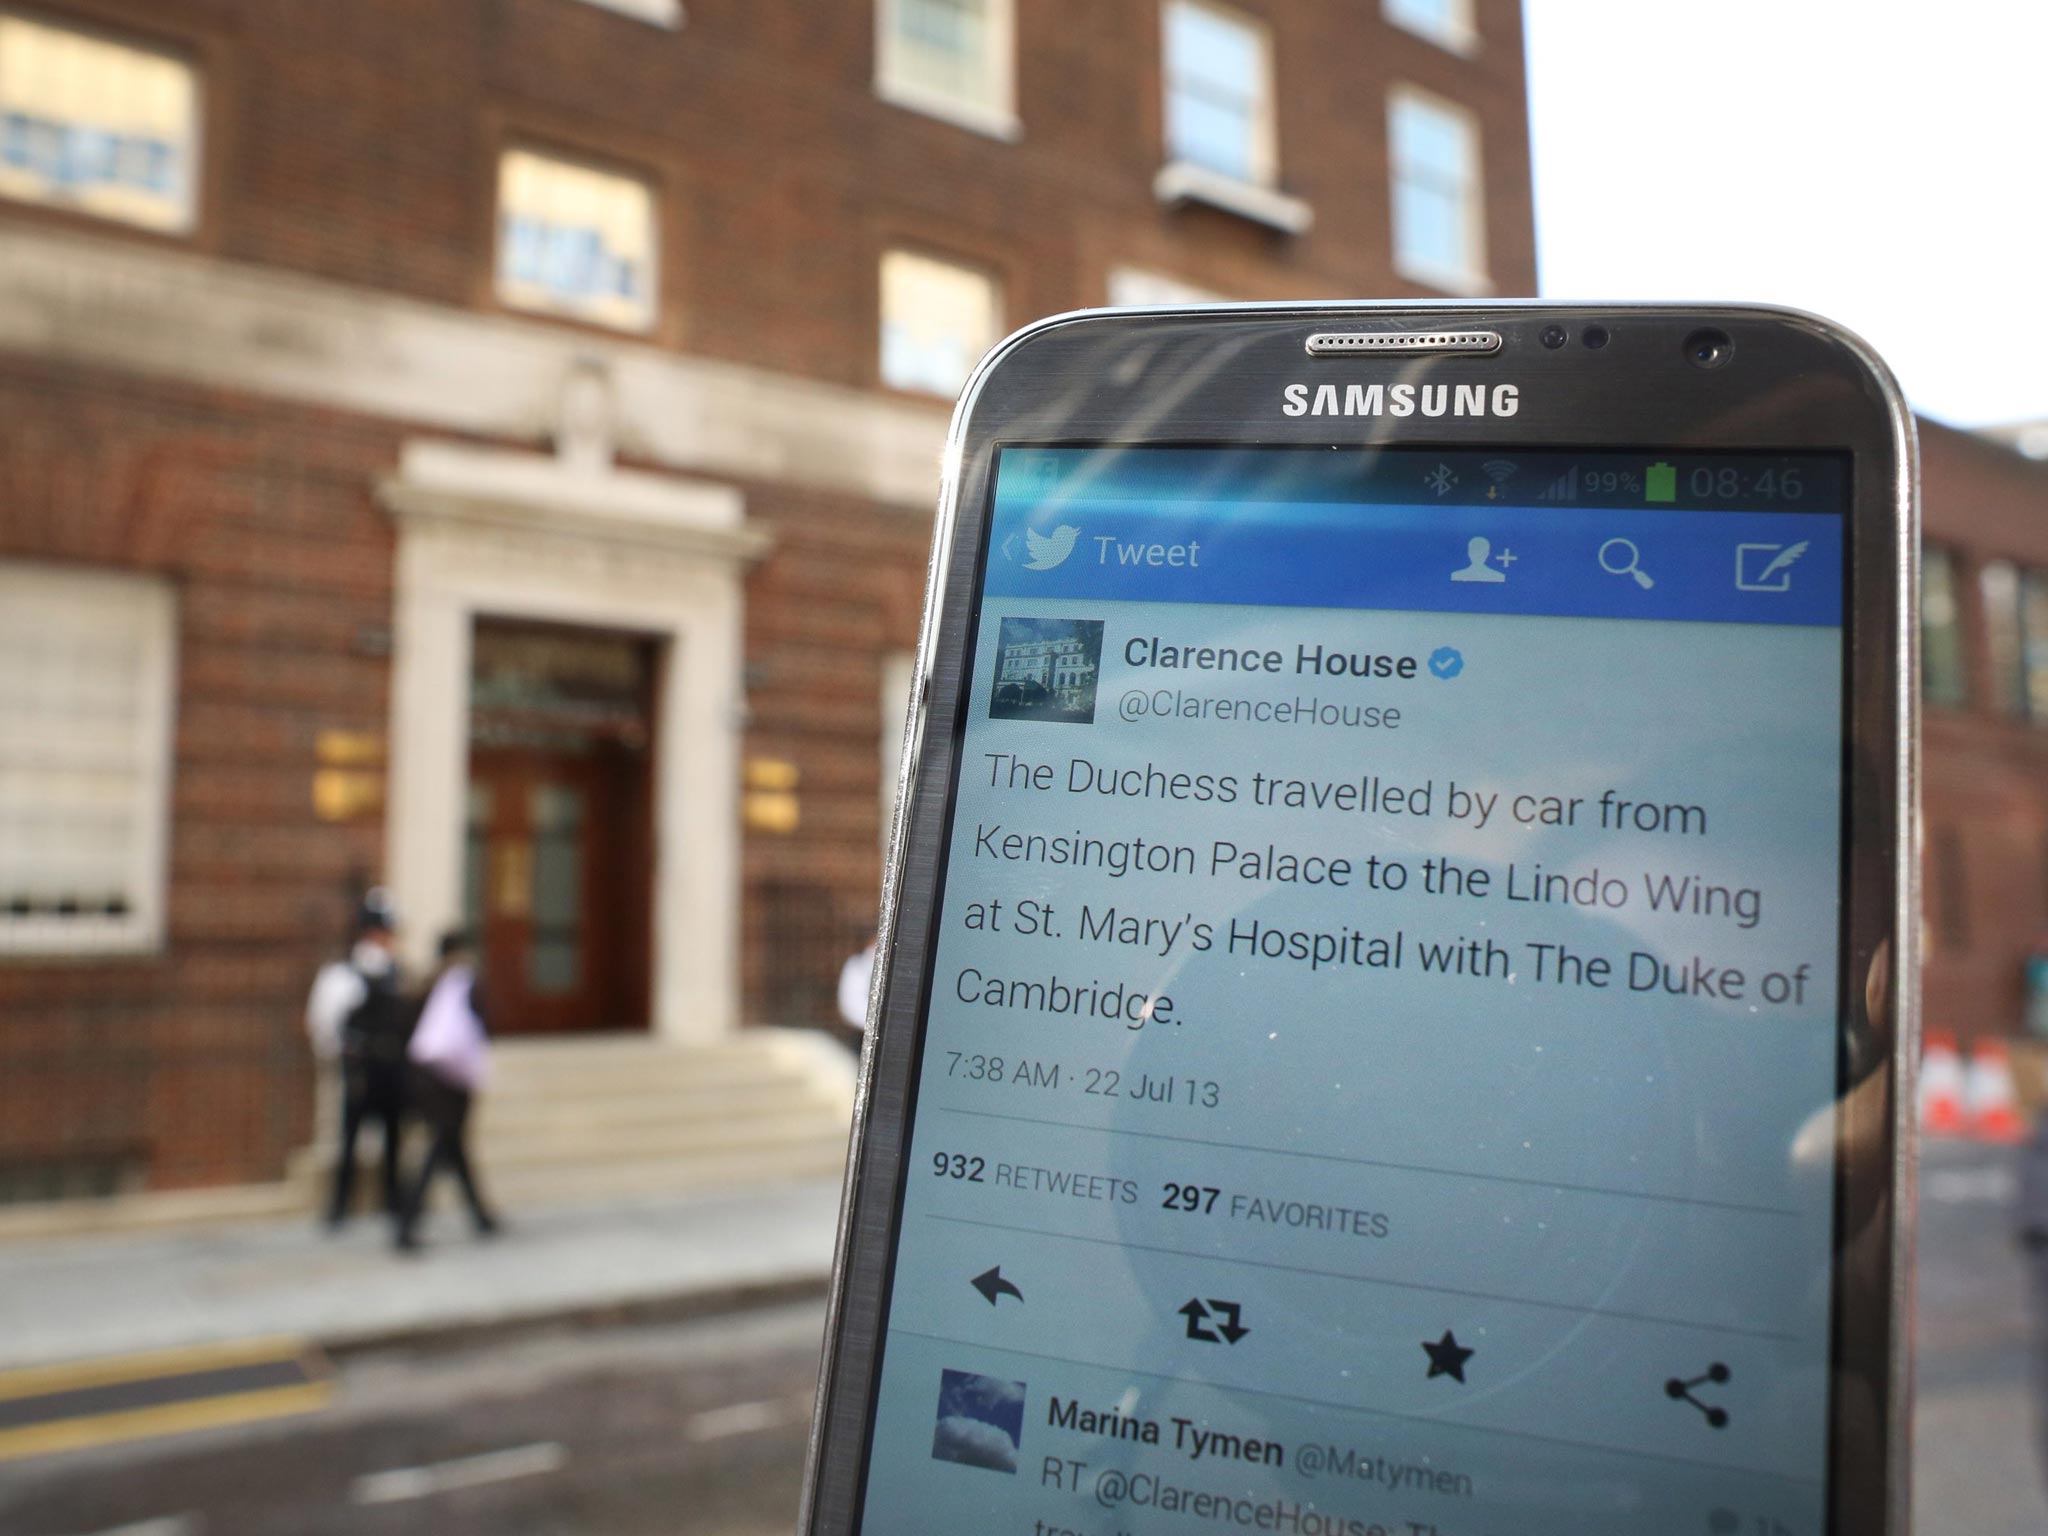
top-left (378, 415), bottom-right (769, 1045)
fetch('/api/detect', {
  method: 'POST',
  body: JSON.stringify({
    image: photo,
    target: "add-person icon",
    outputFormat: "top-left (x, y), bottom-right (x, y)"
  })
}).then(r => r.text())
top-left (1451, 535), bottom-right (1507, 582)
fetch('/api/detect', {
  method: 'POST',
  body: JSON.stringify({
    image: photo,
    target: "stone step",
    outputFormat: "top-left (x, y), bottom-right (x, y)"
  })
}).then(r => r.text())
top-left (485, 1037), bottom-right (816, 1096)
top-left (478, 1138), bottom-right (851, 1210)
top-left (301, 1028), bottom-right (857, 1214)
top-left (476, 1104), bottom-right (850, 1170)
top-left (476, 1075), bottom-right (816, 1132)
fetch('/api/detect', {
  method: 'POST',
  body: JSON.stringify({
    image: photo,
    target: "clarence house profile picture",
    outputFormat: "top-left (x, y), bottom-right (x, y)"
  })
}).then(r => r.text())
top-left (989, 616), bottom-right (1104, 725)
top-left (931, 1369), bottom-right (1026, 1473)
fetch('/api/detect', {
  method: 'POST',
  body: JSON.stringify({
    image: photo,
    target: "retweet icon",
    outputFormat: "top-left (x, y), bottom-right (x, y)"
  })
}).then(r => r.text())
top-left (1022, 525), bottom-right (1082, 570)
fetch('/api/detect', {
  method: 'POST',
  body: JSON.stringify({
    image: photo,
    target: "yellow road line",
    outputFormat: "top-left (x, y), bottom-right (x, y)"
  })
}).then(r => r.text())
top-left (0, 1380), bottom-right (334, 1462)
top-left (0, 1336), bottom-right (316, 1405)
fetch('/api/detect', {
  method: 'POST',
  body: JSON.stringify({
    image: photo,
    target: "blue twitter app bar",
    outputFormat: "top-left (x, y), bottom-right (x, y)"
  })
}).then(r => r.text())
top-left (985, 448), bottom-right (1845, 627)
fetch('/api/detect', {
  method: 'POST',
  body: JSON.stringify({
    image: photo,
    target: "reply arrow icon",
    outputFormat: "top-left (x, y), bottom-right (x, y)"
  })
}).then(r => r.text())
top-left (971, 1266), bottom-right (1024, 1306)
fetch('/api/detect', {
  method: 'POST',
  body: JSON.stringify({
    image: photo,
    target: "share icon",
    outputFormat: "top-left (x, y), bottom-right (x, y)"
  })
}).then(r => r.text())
top-left (1664, 1362), bottom-right (1732, 1429)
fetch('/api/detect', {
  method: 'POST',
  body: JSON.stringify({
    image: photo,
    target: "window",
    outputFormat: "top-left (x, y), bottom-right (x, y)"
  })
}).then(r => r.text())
top-left (1921, 545), bottom-right (1968, 707)
top-left (570, 0), bottom-right (683, 26)
top-left (1382, 0), bottom-right (1477, 53)
top-left (0, 13), bottom-right (199, 233)
top-left (1163, 1), bottom-right (1273, 186)
top-left (1107, 267), bottom-right (1226, 308)
top-left (1983, 560), bottom-right (2020, 711)
top-left (876, 0), bottom-right (1017, 139)
top-left (1982, 559), bottom-right (2048, 722)
top-left (1388, 87), bottom-right (1488, 292)
top-left (2025, 569), bottom-right (2048, 722)
top-left (880, 249), bottom-right (1001, 397)
top-left (1153, 2), bottom-right (1308, 232)
top-left (0, 563), bottom-right (175, 957)
top-left (496, 148), bottom-right (657, 332)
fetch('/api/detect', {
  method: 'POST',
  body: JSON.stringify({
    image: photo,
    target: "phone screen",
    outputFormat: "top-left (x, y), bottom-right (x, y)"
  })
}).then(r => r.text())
top-left (855, 445), bottom-right (1849, 1536)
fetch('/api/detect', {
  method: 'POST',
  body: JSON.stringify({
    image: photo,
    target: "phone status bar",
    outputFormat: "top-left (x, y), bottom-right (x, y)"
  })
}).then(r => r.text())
top-left (994, 447), bottom-right (1847, 518)
top-left (1411, 454), bottom-right (1839, 515)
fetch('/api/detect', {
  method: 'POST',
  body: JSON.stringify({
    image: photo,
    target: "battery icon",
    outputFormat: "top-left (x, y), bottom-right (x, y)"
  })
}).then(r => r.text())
top-left (1645, 462), bottom-right (1677, 502)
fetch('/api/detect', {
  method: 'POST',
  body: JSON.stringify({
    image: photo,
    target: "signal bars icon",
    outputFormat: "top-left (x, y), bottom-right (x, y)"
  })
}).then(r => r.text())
top-left (1534, 466), bottom-right (1579, 502)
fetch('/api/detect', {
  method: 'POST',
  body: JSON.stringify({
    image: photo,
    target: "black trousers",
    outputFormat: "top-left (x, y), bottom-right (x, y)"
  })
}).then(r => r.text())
top-left (328, 1057), bottom-right (408, 1224)
top-left (397, 1069), bottom-right (495, 1239)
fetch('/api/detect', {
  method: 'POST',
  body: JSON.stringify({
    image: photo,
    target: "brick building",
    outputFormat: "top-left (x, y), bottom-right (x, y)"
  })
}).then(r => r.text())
top-left (1918, 420), bottom-right (2048, 1041)
top-left (0, 0), bottom-right (1537, 1196)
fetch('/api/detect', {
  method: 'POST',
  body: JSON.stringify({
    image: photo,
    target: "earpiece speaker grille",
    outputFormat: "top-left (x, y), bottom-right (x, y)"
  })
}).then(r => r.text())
top-left (1304, 331), bottom-right (1503, 356)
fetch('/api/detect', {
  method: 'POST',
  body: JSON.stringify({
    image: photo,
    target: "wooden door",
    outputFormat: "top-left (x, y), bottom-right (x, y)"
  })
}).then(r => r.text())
top-left (466, 748), bottom-right (646, 1033)
top-left (463, 617), bottom-right (656, 1033)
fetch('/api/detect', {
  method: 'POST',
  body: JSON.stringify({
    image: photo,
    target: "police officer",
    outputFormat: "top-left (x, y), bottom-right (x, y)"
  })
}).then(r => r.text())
top-left (306, 889), bottom-right (415, 1228)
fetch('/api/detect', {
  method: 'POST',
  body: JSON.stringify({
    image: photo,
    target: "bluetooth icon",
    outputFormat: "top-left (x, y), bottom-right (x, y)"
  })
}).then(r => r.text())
top-left (1425, 463), bottom-right (1458, 497)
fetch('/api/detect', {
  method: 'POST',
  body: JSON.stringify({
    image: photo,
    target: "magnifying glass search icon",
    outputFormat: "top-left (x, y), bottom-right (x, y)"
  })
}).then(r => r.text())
top-left (1598, 537), bottom-right (1655, 590)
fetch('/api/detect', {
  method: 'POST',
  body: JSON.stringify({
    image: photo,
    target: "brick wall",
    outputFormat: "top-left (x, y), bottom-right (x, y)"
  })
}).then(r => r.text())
top-left (0, 361), bottom-right (403, 1188)
top-left (0, 0), bottom-right (1538, 1185)
top-left (43, 0), bottom-right (1535, 376)
top-left (740, 479), bottom-right (931, 1024)
top-left (1919, 420), bottom-right (2048, 1040)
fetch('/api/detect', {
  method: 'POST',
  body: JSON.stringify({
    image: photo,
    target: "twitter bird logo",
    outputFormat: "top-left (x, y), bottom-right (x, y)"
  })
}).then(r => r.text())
top-left (1022, 525), bottom-right (1082, 571)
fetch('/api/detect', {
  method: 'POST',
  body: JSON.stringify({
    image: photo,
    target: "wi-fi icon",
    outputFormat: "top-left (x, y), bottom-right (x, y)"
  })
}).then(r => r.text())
top-left (1482, 459), bottom-right (1518, 484)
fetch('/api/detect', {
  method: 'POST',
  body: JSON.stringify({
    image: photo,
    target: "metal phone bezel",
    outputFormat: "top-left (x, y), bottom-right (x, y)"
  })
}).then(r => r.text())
top-left (798, 301), bottom-right (1919, 1536)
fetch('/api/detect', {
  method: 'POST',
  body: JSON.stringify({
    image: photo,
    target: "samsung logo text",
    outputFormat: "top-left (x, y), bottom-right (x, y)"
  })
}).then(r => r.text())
top-left (1282, 383), bottom-right (1520, 418)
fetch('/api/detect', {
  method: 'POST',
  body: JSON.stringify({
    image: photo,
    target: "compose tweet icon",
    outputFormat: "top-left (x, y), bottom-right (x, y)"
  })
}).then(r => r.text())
top-left (1735, 541), bottom-right (1807, 592)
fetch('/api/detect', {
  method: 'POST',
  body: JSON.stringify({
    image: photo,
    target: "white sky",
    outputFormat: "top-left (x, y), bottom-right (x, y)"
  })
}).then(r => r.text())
top-left (1524, 0), bottom-right (2048, 429)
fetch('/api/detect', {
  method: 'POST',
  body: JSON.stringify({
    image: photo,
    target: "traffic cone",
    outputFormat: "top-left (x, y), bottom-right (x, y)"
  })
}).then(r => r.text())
top-left (1965, 1038), bottom-right (2028, 1145)
top-left (1919, 1031), bottom-right (1967, 1137)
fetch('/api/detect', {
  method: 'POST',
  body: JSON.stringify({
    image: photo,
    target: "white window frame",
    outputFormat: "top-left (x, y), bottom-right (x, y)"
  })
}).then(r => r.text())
top-left (1106, 266), bottom-right (1227, 308)
top-left (879, 246), bottom-right (1003, 398)
top-left (1161, 0), bottom-right (1276, 184)
top-left (875, 0), bottom-right (1020, 142)
top-left (0, 10), bottom-right (202, 235)
top-left (569, 0), bottom-right (684, 27)
top-left (0, 562), bottom-right (176, 958)
top-left (1919, 544), bottom-right (1969, 708)
top-left (1154, 1), bottom-right (1311, 235)
top-left (494, 145), bottom-right (660, 334)
top-left (1382, 0), bottom-right (1479, 56)
top-left (1982, 558), bottom-right (2048, 722)
top-left (1387, 83), bottom-right (1490, 295)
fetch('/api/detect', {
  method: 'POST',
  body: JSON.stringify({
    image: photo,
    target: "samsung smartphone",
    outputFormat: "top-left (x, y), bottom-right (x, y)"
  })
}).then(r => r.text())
top-left (800, 304), bottom-right (1916, 1536)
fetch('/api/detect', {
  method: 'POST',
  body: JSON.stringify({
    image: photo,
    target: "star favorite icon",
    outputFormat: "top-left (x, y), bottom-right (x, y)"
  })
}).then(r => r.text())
top-left (1421, 1330), bottom-right (1474, 1384)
